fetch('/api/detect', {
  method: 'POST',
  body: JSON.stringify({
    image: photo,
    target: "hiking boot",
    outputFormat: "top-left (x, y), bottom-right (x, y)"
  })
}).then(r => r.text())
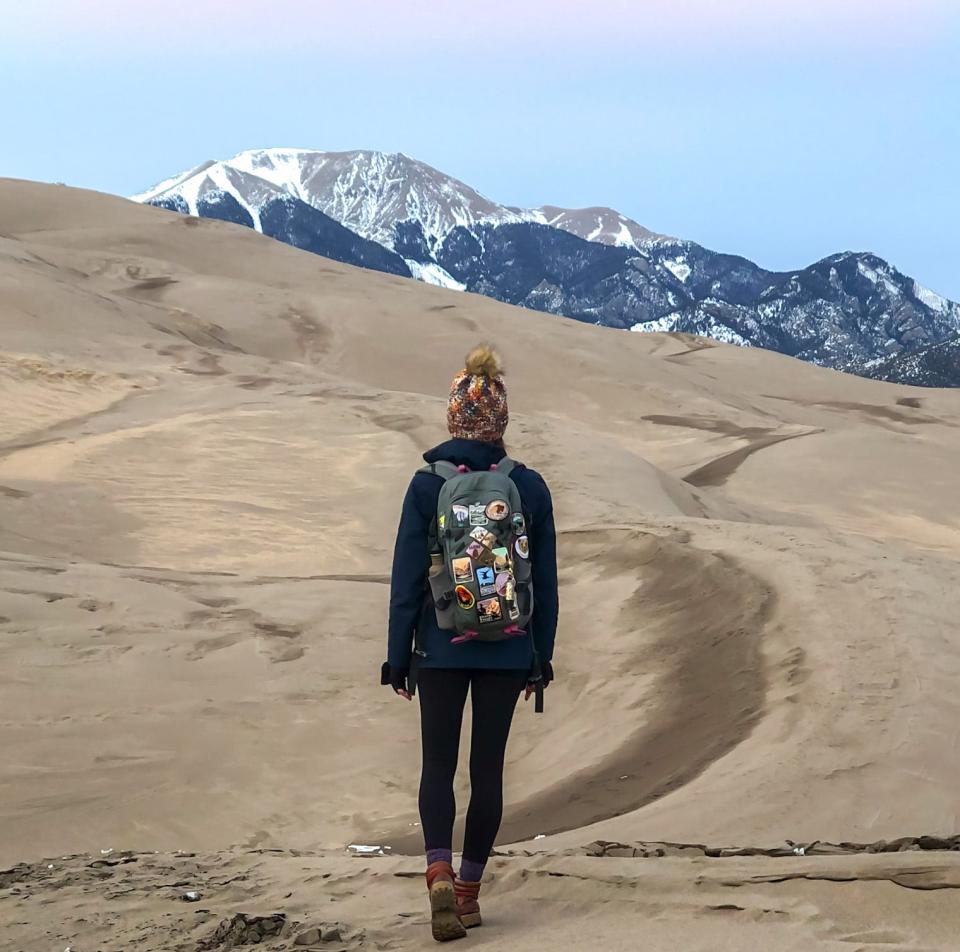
top-left (454, 878), bottom-right (482, 928)
top-left (425, 861), bottom-right (467, 942)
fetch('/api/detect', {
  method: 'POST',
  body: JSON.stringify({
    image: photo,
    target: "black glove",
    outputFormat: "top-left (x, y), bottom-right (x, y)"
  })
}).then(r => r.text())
top-left (381, 662), bottom-right (411, 695)
top-left (529, 660), bottom-right (554, 688)
top-left (525, 661), bottom-right (553, 708)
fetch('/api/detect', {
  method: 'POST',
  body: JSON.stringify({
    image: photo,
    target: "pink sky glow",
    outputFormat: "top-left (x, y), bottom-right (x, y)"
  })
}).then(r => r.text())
top-left (11, 0), bottom-right (957, 55)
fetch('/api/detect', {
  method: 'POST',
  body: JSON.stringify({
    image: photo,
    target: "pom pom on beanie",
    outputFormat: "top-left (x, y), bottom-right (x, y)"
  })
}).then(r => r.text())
top-left (447, 344), bottom-right (509, 443)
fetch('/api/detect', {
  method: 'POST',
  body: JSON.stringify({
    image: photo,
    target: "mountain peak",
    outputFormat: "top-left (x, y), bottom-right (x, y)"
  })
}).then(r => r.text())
top-left (132, 147), bottom-right (663, 256)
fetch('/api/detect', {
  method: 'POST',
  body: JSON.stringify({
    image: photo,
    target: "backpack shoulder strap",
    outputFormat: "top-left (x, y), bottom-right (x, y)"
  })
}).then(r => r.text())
top-left (417, 461), bottom-right (462, 481)
top-left (494, 457), bottom-right (519, 479)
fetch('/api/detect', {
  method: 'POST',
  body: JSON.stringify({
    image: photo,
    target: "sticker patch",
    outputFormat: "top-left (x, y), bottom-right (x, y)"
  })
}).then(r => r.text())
top-left (511, 512), bottom-right (526, 535)
top-left (476, 566), bottom-right (496, 595)
top-left (486, 499), bottom-right (509, 522)
top-left (452, 505), bottom-right (469, 525)
top-left (477, 597), bottom-right (503, 624)
top-left (469, 503), bottom-right (488, 526)
top-left (438, 513), bottom-right (446, 531)
top-left (470, 527), bottom-right (497, 549)
top-left (466, 541), bottom-right (485, 560)
top-left (492, 547), bottom-right (511, 574)
top-left (452, 558), bottom-right (474, 584)
top-left (515, 535), bottom-right (530, 560)
top-left (455, 585), bottom-right (476, 609)
top-left (495, 572), bottom-right (513, 597)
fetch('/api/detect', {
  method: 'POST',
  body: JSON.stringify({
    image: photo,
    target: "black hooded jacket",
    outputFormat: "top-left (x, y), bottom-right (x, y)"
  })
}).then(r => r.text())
top-left (387, 439), bottom-right (558, 671)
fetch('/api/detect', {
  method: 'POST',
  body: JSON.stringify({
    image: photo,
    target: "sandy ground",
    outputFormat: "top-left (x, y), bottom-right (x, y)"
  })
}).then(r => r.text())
top-left (2, 179), bottom-right (960, 950)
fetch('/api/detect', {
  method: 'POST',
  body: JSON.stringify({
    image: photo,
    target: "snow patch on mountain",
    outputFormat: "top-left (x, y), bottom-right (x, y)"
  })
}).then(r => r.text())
top-left (913, 281), bottom-right (950, 314)
top-left (661, 255), bottom-right (691, 283)
top-left (404, 259), bottom-right (465, 291)
top-left (630, 315), bottom-right (680, 333)
top-left (132, 161), bottom-right (216, 204)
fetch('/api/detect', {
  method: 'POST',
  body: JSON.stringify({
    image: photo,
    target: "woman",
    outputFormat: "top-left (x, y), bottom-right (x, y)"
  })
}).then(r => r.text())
top-left (382, 344), bottom-right (559, 942)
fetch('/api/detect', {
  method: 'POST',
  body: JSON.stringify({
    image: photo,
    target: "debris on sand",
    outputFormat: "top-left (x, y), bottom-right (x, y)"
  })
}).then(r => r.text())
top-left (347, 844), bottom-right (390, 856)
top-left (197, 913), bottom-right (287, 949)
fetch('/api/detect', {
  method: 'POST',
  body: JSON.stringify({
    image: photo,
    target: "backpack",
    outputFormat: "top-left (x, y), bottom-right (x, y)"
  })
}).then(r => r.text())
top-left (420, 458), bottom-right (534, 644)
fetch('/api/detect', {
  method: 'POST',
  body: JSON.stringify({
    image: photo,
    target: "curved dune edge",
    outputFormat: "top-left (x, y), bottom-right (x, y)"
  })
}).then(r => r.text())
top-left (383, 526), bottom-right (774, 854)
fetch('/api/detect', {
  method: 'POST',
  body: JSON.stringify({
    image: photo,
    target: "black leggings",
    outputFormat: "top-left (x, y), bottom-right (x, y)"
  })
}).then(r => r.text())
top-left (417, 668), bottom-right (527, 863)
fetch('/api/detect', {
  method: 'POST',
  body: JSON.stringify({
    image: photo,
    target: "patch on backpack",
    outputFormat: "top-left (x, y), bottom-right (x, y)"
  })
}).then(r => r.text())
top-left (470, 527), bottom-right (497, 550)
top-left (455, 585), bottom-right (476, 609)
top-left (511, 512), bottom-right (526, 535)
top-left (515, 535), bottom-right (530, 559)
top-left (452, 505), bottom-right (469, 525)
top-left (466, 541), bottom-right (485, 560)
top-left (492, 547), bottom-right (511, 573)
top-left (477, 597), bottom-right (503, 624)
top-left (469, 503), bottom-right (487, 526)
top-left (476, 566), bottom-right (496, 595)
top-left (495, 572), bottom-right (513, 597)
top-left (438, 513), bottom-right (446, 531)
top-left (486, 499), bottom-right (509, 521)
top-left (452, 558), bottom-right (474, 583)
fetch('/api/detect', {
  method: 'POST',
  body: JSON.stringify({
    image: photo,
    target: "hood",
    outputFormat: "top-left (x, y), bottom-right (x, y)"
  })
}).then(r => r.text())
top-left (422, 438), bottom-right (508, 471)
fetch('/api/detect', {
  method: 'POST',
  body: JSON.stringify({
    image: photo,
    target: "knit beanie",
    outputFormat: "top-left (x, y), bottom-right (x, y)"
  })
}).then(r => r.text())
top-left (447, 344), bottom-right (509, 443)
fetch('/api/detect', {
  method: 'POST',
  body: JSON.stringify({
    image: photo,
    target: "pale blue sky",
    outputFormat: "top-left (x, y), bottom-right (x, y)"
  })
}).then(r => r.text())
top-left (3, 1), bottom-right (958, 297)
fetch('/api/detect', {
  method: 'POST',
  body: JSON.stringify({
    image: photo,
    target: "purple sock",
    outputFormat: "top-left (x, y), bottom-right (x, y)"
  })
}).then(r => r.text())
top-left (459, 858), bottom-right (485, 883)
top-left (426, 848), bottom-right (452, 867)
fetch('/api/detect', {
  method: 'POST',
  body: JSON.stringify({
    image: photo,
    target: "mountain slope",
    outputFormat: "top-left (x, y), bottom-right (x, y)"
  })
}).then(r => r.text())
top-left (859, 335), bottom-right (960, 387)
top-left (631, 246), bottom-right (960, 364)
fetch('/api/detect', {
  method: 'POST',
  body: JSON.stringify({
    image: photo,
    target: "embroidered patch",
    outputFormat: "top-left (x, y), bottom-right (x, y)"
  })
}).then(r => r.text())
top-left (486, 499), bottom-right (509, 522)
top-left (452, 558), bottom-right (474, 584)
top-left (455, 585), bottom-right (475, 609)
top-left (495, 572), bottom-right (513, 597)
top-left (492, 547), bottom-right (511, 574)
top-left (469, 503), bottom-right (488, 526)
top-left (452, 505), bottom-right (469, 525)
top-left (515, 535), bottom-right (530, 559)
top-left (511, 512), bottom-right (526, 535)
top-left (470, 527), bottom-right (497, 549)
top-left (466, 541), bottom-right (485, 560)
top-left (477, 597), bottom-right (503, 624)
top-left (477, 547), bottom-right (496, 567)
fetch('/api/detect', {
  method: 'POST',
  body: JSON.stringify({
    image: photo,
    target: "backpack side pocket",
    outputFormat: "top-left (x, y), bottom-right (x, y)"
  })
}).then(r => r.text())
top-left (428, 565), bottom-right (457, 631)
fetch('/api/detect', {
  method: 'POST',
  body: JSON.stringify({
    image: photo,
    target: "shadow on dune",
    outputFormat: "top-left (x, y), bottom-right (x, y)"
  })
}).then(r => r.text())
top-left (384, 527), bottom-right (774, 853)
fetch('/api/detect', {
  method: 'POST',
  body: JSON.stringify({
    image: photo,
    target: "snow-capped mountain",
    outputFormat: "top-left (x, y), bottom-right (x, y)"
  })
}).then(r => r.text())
top-left (626, 247), bottom-right (960, 366)
top-left (133, 149), bottom-right (960, 384)
top-left (133, 148), bottom-right (666, 277)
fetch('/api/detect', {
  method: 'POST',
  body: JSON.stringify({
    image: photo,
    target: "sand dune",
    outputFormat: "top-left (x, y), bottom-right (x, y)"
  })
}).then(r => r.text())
top-left (2, 179), bottom-right (960, 950)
